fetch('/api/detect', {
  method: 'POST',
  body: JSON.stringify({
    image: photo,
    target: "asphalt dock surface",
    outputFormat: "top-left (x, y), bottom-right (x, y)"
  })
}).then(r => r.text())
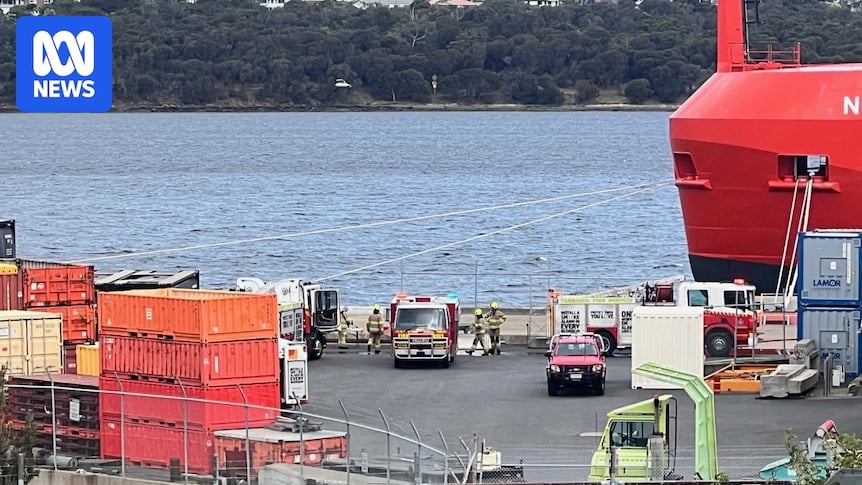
top-left (305, 339), bottom-right (862, 482)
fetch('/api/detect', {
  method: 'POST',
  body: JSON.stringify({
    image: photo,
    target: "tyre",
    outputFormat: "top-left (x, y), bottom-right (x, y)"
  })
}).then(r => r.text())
top-left (394, 358), bottom-right (403, 369)
top-left (547, 379), bottom-right (559, 396)
top-left (706, 330), bottom-right (733, 357)
top-left (593, 379), bottom-right (606, 396)
top-left (596, 330), bottom-right (617, 356)
top-left (307, 334), bottom-right (325, 361)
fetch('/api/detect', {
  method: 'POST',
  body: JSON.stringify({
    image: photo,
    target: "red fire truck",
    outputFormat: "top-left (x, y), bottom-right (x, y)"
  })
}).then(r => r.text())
top-left (549, 280), bottom-right (757, 357)
top-left (389, 293), bottom-right (460, 368)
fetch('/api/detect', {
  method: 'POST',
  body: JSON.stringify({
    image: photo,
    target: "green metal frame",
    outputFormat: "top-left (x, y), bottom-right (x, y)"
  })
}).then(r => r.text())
top-left (632, 361), bottom-right (719, 481)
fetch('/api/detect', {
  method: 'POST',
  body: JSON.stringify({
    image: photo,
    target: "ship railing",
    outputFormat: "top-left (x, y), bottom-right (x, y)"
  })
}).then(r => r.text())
top-left (745, 42), bottom-right (802, 66)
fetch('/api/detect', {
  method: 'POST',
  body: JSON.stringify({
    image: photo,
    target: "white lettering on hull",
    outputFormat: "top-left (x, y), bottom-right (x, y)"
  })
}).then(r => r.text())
top-left (844, 96), bottom-right (860, 115)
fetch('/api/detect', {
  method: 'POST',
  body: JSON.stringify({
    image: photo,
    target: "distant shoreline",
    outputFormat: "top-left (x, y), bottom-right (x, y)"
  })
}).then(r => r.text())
top-left (0, 102), bottom-right (680, 113)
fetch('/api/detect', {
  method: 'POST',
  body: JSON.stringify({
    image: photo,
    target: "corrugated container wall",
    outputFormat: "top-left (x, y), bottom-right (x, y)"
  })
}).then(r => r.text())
top-left (99, 335), bottom-right (279, 386)
top-left (100, 418), bottom-right (214, 474)
top-left (98, 289), bottom-right (278, 342)
top-left (214, 429), bottom-right (348, 477)
top-left (76, 343), bottom-right (99, 376)
top-left (0, 259), bottom-right (96, 310)
top-left (0, 310), bottom-right (63, 376)
top-left (798, 231), bottom-right (862, 307)
top-left (99, 378), bottom-right (280, 430)
top-left (630, 306), bottom-right (705, 390)
top-left (797, 307), bottom-right (859, 376)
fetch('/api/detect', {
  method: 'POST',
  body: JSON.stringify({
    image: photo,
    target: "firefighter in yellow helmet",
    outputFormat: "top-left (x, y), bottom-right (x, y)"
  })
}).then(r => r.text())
top-left (338, 306), bottom-right (352, 352)
top-left (467, 308), bottom-right (489, 356)
top-left (485, 300), bottom-right (507, 355)
top-left (367, 304), bottom-right (384, 355)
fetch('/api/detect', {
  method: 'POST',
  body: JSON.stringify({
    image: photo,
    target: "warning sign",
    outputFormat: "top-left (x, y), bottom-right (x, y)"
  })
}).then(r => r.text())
top-left (558, 306), bottom-right (583, 334)
top-left (289, 366), bottom-right (304, 384)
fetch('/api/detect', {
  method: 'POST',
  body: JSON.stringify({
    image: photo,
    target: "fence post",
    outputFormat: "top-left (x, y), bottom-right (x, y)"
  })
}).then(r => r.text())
top-left (409, 420), bottom-right (423, 477)
top-left (293, 392), bottom-right (305, 480)
top-left (237, 384), bottom-right (251, 481)
top-left (44, 368), bottom-right (57, 471)
top-left (176, 377), bottom-right (189, 482)
top-left (113, 371), bottom-right (126, 477)
top-left (528, 275), bottom-right (533, 333)
top-left (378, 409), bottom-right (392, 485)
top-left (478, 437), bottom-right (485, 485)
top-left (473, 262), bottom-right (478, 311)
top-left (17, 452), bottom-right (24, 485)
top-left (338, 400), bottom-right (352, 484)
top-left (439, 431), bottom-right (450, 485)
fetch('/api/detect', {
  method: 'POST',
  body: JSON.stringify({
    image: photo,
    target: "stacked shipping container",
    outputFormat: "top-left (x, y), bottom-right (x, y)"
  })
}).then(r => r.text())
top-left (797, 230), bottom-right (862, 379)
top-left (97, 288), bottom-right (282, 474)
top-left (7, 374), bottom-right (101, 457)
top-left (0, 258), bottom-right (97, 374)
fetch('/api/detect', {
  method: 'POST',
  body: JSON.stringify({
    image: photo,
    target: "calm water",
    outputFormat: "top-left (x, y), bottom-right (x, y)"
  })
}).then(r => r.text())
top-left (0, 111), bottom-right (688, 307)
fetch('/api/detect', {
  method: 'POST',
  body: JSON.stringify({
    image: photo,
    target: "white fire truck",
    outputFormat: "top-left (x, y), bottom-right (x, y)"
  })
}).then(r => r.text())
top-left (235, 277), bottom-right (340, 361)
top-left (549, 280), bottom-right (758, 357)
top-left (389, 293), bottom-right (460, 368)
top-left (279, 338), bottom-right (309, 410)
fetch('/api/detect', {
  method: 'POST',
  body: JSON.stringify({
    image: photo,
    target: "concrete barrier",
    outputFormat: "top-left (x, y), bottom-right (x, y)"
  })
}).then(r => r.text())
top-left (32, 469), bottom-right (173, 485)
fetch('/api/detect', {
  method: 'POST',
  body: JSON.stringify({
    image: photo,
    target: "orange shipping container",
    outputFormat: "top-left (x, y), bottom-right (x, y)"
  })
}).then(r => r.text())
top-left (99, 335), bottom-right (279, 386)
top-left (28, 304), bottom-right (96, 342)
top-left (98, 289), bottom-right (278, 343)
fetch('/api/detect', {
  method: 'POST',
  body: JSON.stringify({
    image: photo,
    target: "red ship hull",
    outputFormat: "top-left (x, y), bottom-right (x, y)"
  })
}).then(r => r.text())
top-left (670, 65), bottom-right (862, 293)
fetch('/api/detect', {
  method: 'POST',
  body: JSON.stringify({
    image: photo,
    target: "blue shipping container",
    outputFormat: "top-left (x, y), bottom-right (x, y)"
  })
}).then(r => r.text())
top-left (798, 230), bottom-right (862, 307)
top-left (797, 306), bottom-right (860, 377)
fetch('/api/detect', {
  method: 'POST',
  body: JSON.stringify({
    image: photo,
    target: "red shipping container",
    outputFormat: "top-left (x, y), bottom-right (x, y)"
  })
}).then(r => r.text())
top-left (20, 260), bottom-right (95, 307)
top-left (0, 260), bottom-right (95, 309)
top-left (98, 289), bottom-right (277, 343)
top-left (214, 429), bottom-right (348, 477)
top-left (100, 418), bottom-right (214, 474)
top-left (28, 304), bottom-right (96, 342)
top-left (63, 341), bottom-right (81, 374)
top-left (100, 336), bottom-right (279, 386)
top-left (99, 378), bottom-right (280, 430)
top-left (0, 271), bottom-right (24, 310)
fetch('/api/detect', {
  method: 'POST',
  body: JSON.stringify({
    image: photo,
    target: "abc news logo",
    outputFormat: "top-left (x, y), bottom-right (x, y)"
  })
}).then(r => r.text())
top-left (33, 30), bottom-right (97, 99)
top-left (16, 16), bottom-right (113, 113)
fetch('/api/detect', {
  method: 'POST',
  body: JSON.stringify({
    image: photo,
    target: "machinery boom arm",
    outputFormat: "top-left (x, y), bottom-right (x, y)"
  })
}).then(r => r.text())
top-left (632, 362), bottom-right (719, 481)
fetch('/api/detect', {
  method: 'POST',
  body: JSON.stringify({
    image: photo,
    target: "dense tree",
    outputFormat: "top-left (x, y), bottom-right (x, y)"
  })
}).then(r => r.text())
top-left (0, 0), bottom-right (859, 109)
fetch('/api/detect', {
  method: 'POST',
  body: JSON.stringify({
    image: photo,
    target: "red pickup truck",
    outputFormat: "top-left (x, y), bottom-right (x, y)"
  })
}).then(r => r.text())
top-left (545, 333), bottom-right (607, 396)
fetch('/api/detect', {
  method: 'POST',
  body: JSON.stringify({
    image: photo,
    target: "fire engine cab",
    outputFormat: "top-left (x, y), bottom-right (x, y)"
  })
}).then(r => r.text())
top-left (235, 277), bottom-right (340, 361)
top-left (642, 279), bottom-right (757, 357)
top-left (390, 293), bottom-right (460, 368)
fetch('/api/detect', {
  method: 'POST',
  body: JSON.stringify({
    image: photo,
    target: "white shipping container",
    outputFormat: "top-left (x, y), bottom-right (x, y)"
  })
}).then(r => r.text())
top-left (631, 306), bottom-right (705, 390)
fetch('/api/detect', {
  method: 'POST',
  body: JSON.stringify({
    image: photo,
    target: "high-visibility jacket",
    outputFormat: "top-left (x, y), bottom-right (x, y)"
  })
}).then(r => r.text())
top-left (486, 310), bottom-right (506, 330)
top-left (368, 313), bottom-right (384, 333)
top-left (340, 312), bottom-right (351, 331)
top-left (473, 316), bottom-right (486, 335)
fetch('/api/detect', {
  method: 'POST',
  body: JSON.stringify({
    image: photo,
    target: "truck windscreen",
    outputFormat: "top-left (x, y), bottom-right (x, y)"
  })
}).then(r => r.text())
top-left (395, 308), bottom-right (447, 330)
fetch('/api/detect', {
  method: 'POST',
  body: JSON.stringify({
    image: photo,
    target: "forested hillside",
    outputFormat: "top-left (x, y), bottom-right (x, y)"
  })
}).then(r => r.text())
top-left (0, 0), bottom-right (860, 109)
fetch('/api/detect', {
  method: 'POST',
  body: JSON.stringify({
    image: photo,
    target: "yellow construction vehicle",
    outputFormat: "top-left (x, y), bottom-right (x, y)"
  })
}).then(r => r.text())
top-left (588, 362), bottom-right (719, 482)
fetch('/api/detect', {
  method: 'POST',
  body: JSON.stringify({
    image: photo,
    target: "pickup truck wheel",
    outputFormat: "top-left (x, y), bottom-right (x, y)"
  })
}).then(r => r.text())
top-left (394, 358), bottom-right (403, 369)
top-left (596, 330), bottom-right (617, 357)
top-left (593, 379), bottom-right (605, 396)
top-left (547, 379), bottom-right (558, 396)
top-left (706, 330), bottom-right (733, 357)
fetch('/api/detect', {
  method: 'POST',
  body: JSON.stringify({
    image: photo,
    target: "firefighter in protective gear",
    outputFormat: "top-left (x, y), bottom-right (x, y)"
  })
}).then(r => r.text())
top-left (367, 304), bottom-right (384, 355)
top-left (338, 306), bottom-right (352, 351)
top-left (485, 300), bottom-right (507, 355)
top-left (467, 308), bottom-right (489, 356)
